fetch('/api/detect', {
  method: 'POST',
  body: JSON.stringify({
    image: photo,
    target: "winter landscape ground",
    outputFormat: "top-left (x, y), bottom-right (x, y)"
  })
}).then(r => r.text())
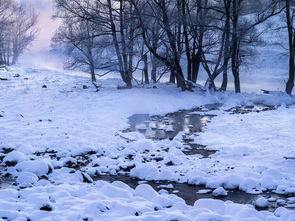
top-left (0, 66), bottom-right (295, 220)
top-left (1, 0), bottom-right (295, 220)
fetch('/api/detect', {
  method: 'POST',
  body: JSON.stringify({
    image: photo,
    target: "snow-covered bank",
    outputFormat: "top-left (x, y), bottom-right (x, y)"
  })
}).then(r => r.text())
top-left (1, 180), bottom-right (294, 221)
top-left (127, 106), bottom-right (295, 195)
top-left (0, 67), bottom-right (217, 155)
top-left (0, 67), bottom-right (293, 155)
top-left (1, 67), bottom-right (295, 220)
top-left (193, 105), bottom-right (295, 193)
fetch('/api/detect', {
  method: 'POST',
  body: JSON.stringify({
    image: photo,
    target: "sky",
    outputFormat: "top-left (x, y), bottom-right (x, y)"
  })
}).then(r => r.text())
top-left (26, 0), bottom-right (59, 52)
top-left (17, 0), bottom-right (63, 69)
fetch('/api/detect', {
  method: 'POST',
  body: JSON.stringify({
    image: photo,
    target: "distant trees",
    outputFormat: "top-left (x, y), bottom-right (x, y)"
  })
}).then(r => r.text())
top-left (53, 0), bottom-right (293, 94)
top-left (0, 0), bottom-right (38, 65)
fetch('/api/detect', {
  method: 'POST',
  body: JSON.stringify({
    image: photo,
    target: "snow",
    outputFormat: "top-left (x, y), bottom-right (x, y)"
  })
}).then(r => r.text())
top-left (15, 159), bottom-right (53, 176)
top-left (212, 187), bottom-right (228, 197)
top-left (1, 181), bottom-right (294, 221)
top-left (3, 151), bottom-right (28, 165)
top-left (16, 172), bottom-right (39, 188)
top-left (1, 66), bottom-right (295, 220)
top-left (255, 197), bottom-right (270, 208)
top-left (239, 178), bottom-right (261, 193)
top-left (134, 184), bottom-right (158, 200)
top-left (127, 139), bottom-right (157, 153)
top-left (197, 189), bottom-right (212, 194)
top-left (193, 106), bottom-right (295, 194)
top-left (130, 164), bottom-right (160, 181)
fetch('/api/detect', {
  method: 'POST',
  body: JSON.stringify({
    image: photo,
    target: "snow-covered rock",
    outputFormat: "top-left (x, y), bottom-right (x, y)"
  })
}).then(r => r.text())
top-left (239, 178), bottom-right (260, 193)
top-left (134, 184), bottom-right (158, 201)
top-left (197, 189), bottom-right (212, 194)
top-left (3, 151), bottom-right (28, 166)
top-left (128, 139), bottom-right (157, 153)
top-left (212, 187), bottom-right (228, 197)
top-left (222, 175), bottom-right (243, 189)
top-left (194, 199), bottom-right (226, 214)
top-left (259, 176), bottom-right (277, 190)
top-left (255, 197), bottom-right (269, 208)
top-left (130, 164), bottom-right (159, 180)
top-left (15, 159), bottom-right (53, 176)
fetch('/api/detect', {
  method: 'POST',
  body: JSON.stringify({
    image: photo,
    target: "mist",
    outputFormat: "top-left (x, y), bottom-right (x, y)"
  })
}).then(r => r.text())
top-left (16, 0), bottom-right (62, 70)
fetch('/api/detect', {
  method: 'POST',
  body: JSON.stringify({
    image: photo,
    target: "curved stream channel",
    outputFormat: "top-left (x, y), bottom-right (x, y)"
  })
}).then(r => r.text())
top-left (99, 104), bottom-right (293, 212)
top-left (0, 104), bottom-right (292, 212)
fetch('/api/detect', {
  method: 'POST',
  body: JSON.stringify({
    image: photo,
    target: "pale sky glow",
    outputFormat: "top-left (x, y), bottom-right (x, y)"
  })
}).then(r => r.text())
top-left (17, 0), bottom-right (63, 69)
top-left (26, 0), bottom-right (60, 52)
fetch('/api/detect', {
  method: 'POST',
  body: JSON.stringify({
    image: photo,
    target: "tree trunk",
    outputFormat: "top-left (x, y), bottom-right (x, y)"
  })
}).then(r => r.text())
top-left (286, 55), bottom-right (295, 95)
top-left (107, 0), bottom-right (132, 88)
top-left (220, 65), bottom-right (228, 91)
top-left (143, 54), bottom-right (149, 84)
top-left (181, 0), bottom-right (192, 81)
top-left (90, 62), bottom-right (96, 82)
top-left (161, 1), bottom-right (186, 90)
top-left (286, 0), bottom-right (295, 95)
top-left (191, 51), bottom-right (202, 83)
top-left (170, 69), bottom-right (176, 84)
top-left (127, 3), bottom-right (134, 79)
top-left (220, 2), bottom-right (231, 91)
top-left (232, 41), bottom-right (241, 93)
top-left (191, 25), bottom-right (204, 84)
top-left (151, 54), bottom-right (157, 83)
top-left (231, 0), bottom-right (241, 93)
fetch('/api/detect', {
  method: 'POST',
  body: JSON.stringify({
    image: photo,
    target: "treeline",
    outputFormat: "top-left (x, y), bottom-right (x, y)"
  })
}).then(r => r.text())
top-left (53, 0), bottom-right (295, 95)
top-left (0, 0), bottom-right (38, 65)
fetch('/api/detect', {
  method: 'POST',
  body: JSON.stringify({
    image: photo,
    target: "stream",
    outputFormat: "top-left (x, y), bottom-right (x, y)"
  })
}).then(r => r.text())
top-left (100, 104), bottom-right (293, 211)
top-left (0, 104), bottom-right (293, 212)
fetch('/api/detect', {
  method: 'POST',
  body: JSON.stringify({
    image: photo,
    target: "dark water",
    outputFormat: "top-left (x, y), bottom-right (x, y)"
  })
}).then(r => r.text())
top-left (228, 105), bottom-right (276, 114)
top-left (126, 104), bottom-right (220, 140)
top-left (0, 166), bottom-right (13, 188)
top-left (183, 143), bottom-right (217, 158)
top-left (125, 104), bottom-right (220, 159)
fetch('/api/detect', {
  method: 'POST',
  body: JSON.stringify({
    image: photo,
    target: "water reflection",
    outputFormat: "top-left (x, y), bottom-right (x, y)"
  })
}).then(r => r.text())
top-left (127, 105), bottom-right (220, 140)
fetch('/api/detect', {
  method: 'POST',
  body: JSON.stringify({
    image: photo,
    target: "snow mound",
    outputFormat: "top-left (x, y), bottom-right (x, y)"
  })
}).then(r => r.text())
top-left (255, 197), bottom-right (269, 208)
top-left (16, 172), bottom-right (38, 187)
top-left (212, 187), bottom-right (228, 197)
top-left (15, 159), bottom-right (53, 176)
top-left (3, 151), bottom-right (28, 166)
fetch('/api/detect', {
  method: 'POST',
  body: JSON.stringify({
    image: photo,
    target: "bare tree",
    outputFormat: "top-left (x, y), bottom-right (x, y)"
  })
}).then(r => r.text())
top-left (230, 0), bottom-right (281, 92)
top-left (11, 4), bottom-right (38, 64)
top-left (131, 0), bottom-right (189, 90)
top-left (54, 0), bottom-right (136, 88)
top-left (0, 0), bottom-right (15, 65)
top-left (53, 16), bottom-right (112, 82)
top-left (0, 0), bottom-right (38, 65)
top-left (204, 0), bottom-right (281, 92)
top-left (53, 0), bottom-right (285, 93)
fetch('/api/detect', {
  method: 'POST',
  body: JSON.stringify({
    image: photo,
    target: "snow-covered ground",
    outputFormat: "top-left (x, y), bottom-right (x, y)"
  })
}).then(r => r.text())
top-left (1, 67), bottom-right (295, 220)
